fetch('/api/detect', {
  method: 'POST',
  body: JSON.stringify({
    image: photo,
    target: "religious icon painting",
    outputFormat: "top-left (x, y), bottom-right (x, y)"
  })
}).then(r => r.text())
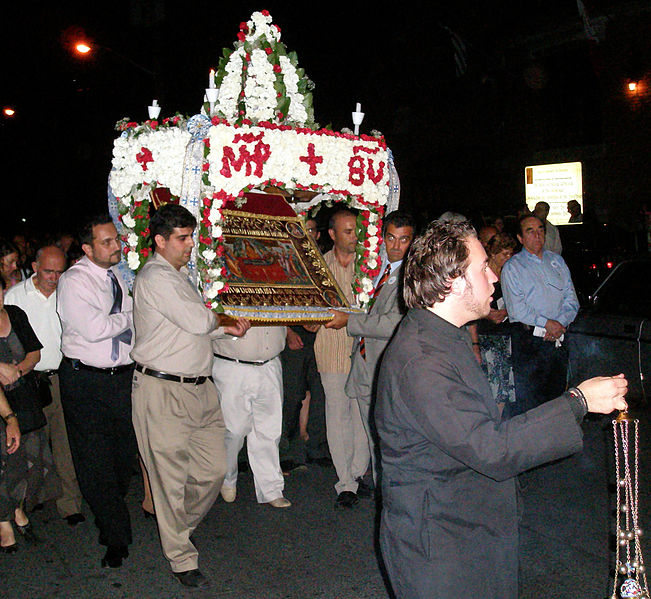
top-left (218, 192), bottom-right (358, 325)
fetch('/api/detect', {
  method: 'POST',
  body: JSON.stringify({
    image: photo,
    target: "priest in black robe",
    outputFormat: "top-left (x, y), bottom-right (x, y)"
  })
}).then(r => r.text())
top-left (375, 219), bottom-right (628, 599)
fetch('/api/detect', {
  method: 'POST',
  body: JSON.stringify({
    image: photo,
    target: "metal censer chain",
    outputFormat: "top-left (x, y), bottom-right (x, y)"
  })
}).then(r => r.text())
top-left (613, 411), bottom-right (648, 598)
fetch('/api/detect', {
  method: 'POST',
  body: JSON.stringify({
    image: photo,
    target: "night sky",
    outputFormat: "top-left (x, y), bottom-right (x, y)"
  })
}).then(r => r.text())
top-left (1, 0), bottom-right (644, 237)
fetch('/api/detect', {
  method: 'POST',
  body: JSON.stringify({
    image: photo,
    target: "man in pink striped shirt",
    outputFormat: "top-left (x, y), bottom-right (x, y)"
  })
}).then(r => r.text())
top-left (57, 214), bottom-right (136, 569)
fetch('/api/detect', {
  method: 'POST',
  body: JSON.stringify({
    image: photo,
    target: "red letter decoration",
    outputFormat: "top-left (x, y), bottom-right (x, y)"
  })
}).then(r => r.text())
top-left (348, 155), bottom-right (366, 186)
top-left (220, 132), bottom-right (271, 178)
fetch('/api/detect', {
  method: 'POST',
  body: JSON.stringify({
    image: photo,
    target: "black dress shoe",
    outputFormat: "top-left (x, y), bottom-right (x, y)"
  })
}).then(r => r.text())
top-left (0, 543), bottom-right (18, 554)
top-left (174, 569), bottom-right (211, 588)
top-left (101, 544), bottom-right (129, 568)
top-left (15, 522), bottom-right (42, 545)
top-left (335, 491), bottom-right (359, 509)
top-left (306, 456), bottom-right (334, 468)
top-left (64, 513), bottom-right (86, 526)
top-left (355, 477), bottom-right (374, 498)
top-left (280, 459), bottom-right (308, 475)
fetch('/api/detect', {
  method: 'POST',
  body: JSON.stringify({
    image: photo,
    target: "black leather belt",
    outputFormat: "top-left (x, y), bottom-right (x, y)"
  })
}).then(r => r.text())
top-left (63, 357), bottom-right (134, 376)
top-left (213, 353), bottom-right (271, 366)
top-left (135, 364), bottom-right (210, 385)
top-left (38, 369), bottom-right (59, 377)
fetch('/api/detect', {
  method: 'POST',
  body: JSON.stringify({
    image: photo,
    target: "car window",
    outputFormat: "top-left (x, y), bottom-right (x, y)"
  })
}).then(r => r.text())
top-left (593, 261), bottom-right (651, 318)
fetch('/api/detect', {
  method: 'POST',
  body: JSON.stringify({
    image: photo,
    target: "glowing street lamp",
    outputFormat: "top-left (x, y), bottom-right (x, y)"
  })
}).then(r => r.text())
top-left (71, 38), bottom-right (155, 77)
top-left (75, 42), bottom-right (92, 54)
top-left (3, 107), bottom-right (15, 117)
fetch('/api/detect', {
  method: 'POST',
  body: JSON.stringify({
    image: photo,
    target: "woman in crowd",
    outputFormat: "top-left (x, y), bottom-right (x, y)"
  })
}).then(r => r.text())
top-left (0, 239), bottom-right (21, 290)
top-left (0, 387), bottom-right (21, 552)
top-left (477, 232), bottom-right (518, 415)
top-left (0, 276), bottom-right (59, 553)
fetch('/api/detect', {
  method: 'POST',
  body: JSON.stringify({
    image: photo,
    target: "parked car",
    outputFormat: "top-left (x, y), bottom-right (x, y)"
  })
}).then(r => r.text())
top-left (567, 256), bottom-right (650, 404)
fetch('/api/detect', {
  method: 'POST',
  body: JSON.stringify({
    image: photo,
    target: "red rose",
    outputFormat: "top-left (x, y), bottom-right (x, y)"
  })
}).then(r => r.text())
top-left (211, 116), bottom-right (220, 125)
top-left (150, 120), bottom-right (158, 129)
top-left (203, 198), bottom-right (212, 206)
top-left (239, 22), bottom-right (248, 31)
top-left (261, 10), bottom-right (270, 16)
top-left (237, 32), bottom-right (246, 42)
top-left (202, 138), bottom-right (210, 147)
top-left (123, 247), bottom-right (129, 255)
top-left (273, 64), bottom-right (281, 73)
top-left (202, 163), bottom-right (209, 171)
top-left (265, 47), bottom-right (273, 55)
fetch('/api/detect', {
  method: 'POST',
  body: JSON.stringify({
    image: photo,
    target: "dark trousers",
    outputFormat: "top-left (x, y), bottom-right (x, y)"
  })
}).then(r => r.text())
top-left (280, 331), bottom-right (328, 462)
top-left (59, 359), bottom-right (137, 547)
top-left (509, 325), bottom-right (568, 417)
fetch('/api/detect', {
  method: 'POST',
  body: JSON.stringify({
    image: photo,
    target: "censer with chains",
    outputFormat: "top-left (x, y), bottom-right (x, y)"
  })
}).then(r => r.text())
top-left (612, 410), bottom-right (648, 599)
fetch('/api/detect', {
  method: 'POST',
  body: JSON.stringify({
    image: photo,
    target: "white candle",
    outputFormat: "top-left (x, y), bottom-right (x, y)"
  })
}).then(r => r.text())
top-left (356, 103), bottom-right (361, 112)
top-left (152, 99), bottom-right (158, 107)
top-left (209, 69), bottom-right (216, 89)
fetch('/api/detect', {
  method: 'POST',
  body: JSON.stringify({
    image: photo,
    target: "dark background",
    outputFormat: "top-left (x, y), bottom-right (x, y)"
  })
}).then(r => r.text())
top-left (1, 1), bottom-right (649, 241)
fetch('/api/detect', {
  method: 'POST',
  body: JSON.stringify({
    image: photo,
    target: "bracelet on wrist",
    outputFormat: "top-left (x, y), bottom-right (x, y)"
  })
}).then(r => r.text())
top-left (568, 387), bottom-right (588, 412)
top-left (2, 412), bottom-right (18, 424)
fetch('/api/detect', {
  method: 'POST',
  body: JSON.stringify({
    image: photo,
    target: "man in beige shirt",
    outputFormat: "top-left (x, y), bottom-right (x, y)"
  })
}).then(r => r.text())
top-left (314, 209), bottom-right (370, 509)
top-left (131, 204), bottom-right (249, 589)
top-left (212, 326), bottom-right (290, 508)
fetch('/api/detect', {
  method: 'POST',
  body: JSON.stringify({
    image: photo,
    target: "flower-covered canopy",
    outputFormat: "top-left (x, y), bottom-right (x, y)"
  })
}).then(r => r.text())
top-left (108, 10), bottom-right (399, 312)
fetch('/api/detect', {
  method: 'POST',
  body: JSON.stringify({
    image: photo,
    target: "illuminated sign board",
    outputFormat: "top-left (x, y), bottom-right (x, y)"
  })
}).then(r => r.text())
top-left (525, 162), bottom-right (583, 225)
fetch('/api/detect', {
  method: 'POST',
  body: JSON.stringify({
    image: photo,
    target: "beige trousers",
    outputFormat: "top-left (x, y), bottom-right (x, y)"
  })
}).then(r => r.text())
top-left (131, 371), bottom-right (227, 573)
top-left (321, 373), bottom-right (370, 494)
top-left (42, 373), bottom-right (83, 517)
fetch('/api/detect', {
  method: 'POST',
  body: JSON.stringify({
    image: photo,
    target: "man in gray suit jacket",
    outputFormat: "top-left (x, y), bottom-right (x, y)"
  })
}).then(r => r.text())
top-left (325, 211), bottom-right (415, 492)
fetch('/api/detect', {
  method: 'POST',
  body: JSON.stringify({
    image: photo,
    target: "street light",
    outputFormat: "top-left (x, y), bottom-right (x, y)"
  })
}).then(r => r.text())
top-left (3, 107), bottom-right (15, 117)
top-left (72, 38), bottom-right (155, 77)
top-left (75, 42), bottom-right (91, 54)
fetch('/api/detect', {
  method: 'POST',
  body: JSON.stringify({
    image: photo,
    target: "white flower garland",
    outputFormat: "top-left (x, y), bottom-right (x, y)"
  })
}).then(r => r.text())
top-left (279, 55), bottom-right (308, 123)
top-left (216, 48), bottom-right (245, 120)
top-left (244, 49), bottom-right (277, 122)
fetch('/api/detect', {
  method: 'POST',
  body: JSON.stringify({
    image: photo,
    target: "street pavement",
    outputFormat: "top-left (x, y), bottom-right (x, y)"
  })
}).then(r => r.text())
top-left (1, 410), bottom-right (650, 599)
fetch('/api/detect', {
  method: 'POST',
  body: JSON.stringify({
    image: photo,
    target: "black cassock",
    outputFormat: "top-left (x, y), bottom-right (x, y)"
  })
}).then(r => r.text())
top-left (375, 308), bottom-right (583, 598)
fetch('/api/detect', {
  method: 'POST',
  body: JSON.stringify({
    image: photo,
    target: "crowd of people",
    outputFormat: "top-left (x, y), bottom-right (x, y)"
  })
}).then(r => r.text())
top-left (0, 202), bottom-right (628, 596)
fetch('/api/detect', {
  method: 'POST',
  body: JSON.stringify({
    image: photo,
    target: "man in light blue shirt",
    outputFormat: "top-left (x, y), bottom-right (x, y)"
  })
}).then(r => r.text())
top-left (501, 215), bottom-right (579, 415)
